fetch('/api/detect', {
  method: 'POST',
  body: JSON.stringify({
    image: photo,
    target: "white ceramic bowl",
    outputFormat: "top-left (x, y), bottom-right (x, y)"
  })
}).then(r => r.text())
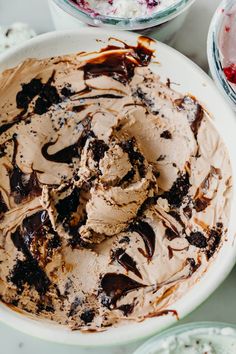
top-left (0, 29), bottom-right (236, 347)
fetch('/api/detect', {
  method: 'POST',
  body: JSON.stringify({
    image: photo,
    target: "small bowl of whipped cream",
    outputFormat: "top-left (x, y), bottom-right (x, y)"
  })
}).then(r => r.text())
top-left (208, 0), bottom-right (236, 111)
top-left (134, 322), bottom-right (236, 354)
top-left (48, 0), bottom-right (196, 43)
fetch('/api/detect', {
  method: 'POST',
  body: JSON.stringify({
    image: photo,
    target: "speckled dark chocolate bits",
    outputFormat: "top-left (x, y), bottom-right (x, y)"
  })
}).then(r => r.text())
top-left (163, 172), bottom-right (190, 208)
top-left (16, 75), bottom-right (61, 116)
top-left (160, 130), bottom-right (172, 139)
top-left (207, 224), bottom-right (223, 259)
top-left (186, 231), bottom-right (207, 249)
top-left (80, 309), bottom-right (95, 324)
top-left (120, 138), bottom-right (146, 178)
top-left (89, 139), bottom-right (109, 163)
top-left (16, 78), bottom-right (43, 110)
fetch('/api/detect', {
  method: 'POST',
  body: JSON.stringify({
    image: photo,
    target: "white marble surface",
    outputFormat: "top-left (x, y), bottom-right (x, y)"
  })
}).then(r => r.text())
top-left (0, 0), bottom-right (236, 353)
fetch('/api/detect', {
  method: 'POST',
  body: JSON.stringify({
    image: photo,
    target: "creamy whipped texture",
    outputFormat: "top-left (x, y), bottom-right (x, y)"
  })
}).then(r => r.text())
top-left (0, 37), bottom-right (232, 331)
top-left (0, 22), bottom-right (36, 54)
top-left (144, 327), bottom-right (236, 354)
top-left (219, 3), bottom-right (236, 89)
top-left (72, 0), bottom-right (178, 18)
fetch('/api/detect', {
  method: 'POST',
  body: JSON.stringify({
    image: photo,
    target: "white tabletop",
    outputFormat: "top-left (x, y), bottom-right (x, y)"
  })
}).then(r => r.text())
top-left (0, 1), bottom-right (235, 353)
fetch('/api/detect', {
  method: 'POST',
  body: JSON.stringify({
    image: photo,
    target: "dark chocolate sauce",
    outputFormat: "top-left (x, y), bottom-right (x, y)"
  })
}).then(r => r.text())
top-left (130, 220), bottom-right (156, 260)
top-left (77, 94), bottom-right (124, 100)
top-left (9, 137), bottom-right (41, 203)
top-left (10, 225), bottom-right (51, 295)
top-left (113, 249), bottom-right (142, 279)
top-left (83, 36), bottom-right (154, 85)
top-left (9, 167), bottom-right (41, 204)
top-left (10, 257), bottom-right (51, 295)
top-left (165, 228), bottom-right (179, 241)
top-left (56, 187), bottom-right (80, 223)
top-left (0, 119), bottom-right (21, 136)
top-left (41, 140), bottom-right (79, 164)
top-left (72, 105), bottom-right (88, 113)
top-left (137, 196), bottom-right (158, 217)
top-left (101, 273), bottom-right (145, 307)
top-left (168, 245), bottom-right (174, 259)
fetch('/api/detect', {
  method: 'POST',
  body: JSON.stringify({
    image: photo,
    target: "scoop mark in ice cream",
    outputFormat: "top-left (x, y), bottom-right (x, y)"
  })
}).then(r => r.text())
top-left (0, 36), bottom-right (232, 331)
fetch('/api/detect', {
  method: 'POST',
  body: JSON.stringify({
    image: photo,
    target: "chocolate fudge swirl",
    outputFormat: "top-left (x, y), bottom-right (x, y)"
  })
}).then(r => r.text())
top-left (0, 37), bottom-right (232, 331)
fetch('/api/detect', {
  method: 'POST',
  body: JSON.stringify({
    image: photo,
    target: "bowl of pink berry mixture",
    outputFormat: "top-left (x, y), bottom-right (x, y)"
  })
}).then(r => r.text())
top-left (48, 0), bottom-right (196, 43)
top-left (208, 0), bottom-right (236, 111)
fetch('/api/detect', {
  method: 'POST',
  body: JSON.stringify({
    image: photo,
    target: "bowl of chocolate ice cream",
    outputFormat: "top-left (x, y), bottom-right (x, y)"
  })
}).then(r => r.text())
top-left (0, 29), bottom-right (235, 346)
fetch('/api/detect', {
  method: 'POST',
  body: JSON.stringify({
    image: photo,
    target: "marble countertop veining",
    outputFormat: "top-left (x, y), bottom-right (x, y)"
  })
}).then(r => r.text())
top-left (1, 1), bottom-right (236, 353)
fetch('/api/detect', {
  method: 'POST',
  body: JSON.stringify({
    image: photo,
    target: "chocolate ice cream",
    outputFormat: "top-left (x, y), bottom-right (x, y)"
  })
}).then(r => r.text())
top-left (0, 37), bottom-right (232, 330)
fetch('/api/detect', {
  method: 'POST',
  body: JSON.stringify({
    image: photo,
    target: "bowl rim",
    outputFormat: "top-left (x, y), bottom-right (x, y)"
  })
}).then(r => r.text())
top-left (133, 321), bottom-right (236, 354)
top-left (0, 28), bottom-right (236, 347)
top-left (207, 0), bottom-right (236, 111)
top-left (50, 0), bottom-right (196, 30)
